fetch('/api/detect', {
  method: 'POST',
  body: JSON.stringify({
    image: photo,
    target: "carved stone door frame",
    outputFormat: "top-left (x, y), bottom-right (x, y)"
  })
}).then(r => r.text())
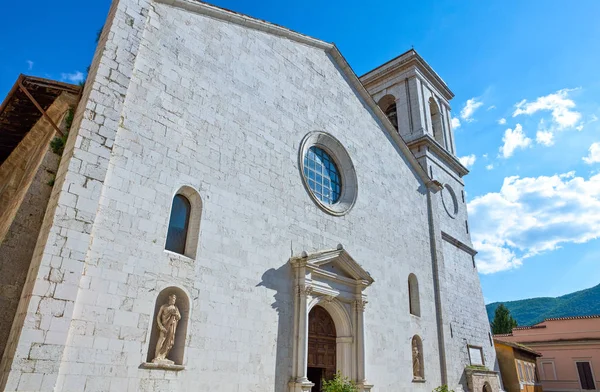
top-left (288, 245), bottom-right (374, 392)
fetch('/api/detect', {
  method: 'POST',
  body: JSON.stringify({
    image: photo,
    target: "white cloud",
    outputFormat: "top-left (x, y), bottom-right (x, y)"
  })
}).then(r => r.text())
top-left (499, 124), bottom-right (531, 158)
top-left (460, 98), bottom-right (484, 122)
top-left (61, 71), bottom-right (85, 83)
top-left (459, 154), bottom-right (476, 168)
top-left (451, 117), bottom-right (461, 129)
top-left (576, 114), bottom-right (598, 131)
top-left (26, 60), bottom-right (34, 70)
top-left (468, 171), bottom-right (600, 273)
top-left (485, 164), bottom-right (494, 170)
top-left (513, 88), bottom-right (581, 129)
top-left (536, 130), bottom-right (554, 146)
top-left (583, 142), bottom-right (600, 164)
top-left (483, 154), bottom-right (488, 159)
top-left (487, 105), bottom-right (496, 111)
top-left (498, 118), bottom-right (507, 125)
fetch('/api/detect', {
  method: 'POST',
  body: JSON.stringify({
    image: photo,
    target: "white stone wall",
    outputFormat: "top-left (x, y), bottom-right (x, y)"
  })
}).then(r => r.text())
top-left (1, 2), bottom-right (451, 391)
top-left (432, 158), bottom-right (497, 391)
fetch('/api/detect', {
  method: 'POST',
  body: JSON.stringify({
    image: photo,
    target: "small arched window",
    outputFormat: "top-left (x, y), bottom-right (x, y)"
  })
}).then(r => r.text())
top-left (378, 95), bottom-right (398, 131)
top-left (429, 97), bottom-right (445, 147)
top-left (408, 273), bottom-right (420, 316)
top-left (166, 195), bottom-right (191, 255)
top-left (165, 186), bottom-right (202, 259)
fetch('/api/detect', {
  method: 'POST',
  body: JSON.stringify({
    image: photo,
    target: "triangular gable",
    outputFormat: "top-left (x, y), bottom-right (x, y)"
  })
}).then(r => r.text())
top-left (154, 0), bottom-right (438, 191)
top-left (291, 245), bottom-right (374, 285)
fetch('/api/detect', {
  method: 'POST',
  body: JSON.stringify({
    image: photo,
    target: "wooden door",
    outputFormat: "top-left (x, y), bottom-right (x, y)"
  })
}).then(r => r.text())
top-left (307, 306), bottom-right (337, 382)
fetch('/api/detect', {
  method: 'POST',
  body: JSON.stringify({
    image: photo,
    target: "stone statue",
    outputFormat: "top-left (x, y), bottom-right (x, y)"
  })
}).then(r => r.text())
top-left (152, 294), bottom-right (181, 365)
top-left (412, 340), bottom-right (423, 380)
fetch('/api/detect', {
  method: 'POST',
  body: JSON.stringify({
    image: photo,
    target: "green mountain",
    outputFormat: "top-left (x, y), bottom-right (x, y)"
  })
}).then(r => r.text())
top-left (486, 283), bottom-right (600, 327)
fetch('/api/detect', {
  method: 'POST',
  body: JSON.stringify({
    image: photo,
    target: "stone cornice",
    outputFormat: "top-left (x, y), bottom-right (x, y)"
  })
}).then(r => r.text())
top-left (359, 49), bottom-right (454, 101)
top-left (290, 245), bottom-right (374, 286)
top-left (441, 232), bottom-right (477, 256)
top-left (407, 135), bottom-right (470, 178)
top-left (155, 0), bottom-right (332, 50)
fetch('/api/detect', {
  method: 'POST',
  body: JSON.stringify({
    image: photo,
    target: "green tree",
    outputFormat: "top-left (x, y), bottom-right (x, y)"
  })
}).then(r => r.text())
top-left (491, 303), bottom-right (518, 334)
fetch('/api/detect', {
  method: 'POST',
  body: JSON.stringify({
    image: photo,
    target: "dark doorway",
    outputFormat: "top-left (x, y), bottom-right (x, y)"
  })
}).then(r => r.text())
top-left (307, 306), bottom-right (337, 388)
top-left (307, 367), bottom-right (323, 392)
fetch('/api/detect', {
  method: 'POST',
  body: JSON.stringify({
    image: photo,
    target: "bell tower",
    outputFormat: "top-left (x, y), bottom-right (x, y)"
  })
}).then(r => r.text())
top-left (361, 50), bottom-right (499, 392)
top-left (359, 49), bottom-right (467, 179)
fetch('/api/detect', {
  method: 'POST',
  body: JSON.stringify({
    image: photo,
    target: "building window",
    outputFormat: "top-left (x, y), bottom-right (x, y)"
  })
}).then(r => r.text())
top-left (429, 97), bottom-right (445, 147)
top-left (385, 103), bottom-right (398, 131)
top-left (299, 132), bottom-right (358, 216)
top-left (408, 273), bottom-right (420, 316)
top-left (541, 361), bottom-right (557, 380)
top-left (468, 345), bottom-right (484, 366)
top-left (378, 94), bottom-right (398, 131)
top-left (165, 186), bottom-right (203, 259)
top-left (576, 361), bottom-right (596, 390)
top-left (166, 195), bottom-right (190, 255)
top-left (517, 360), bottom-right (524, 381)
top-left (303, 146), bottom-right (342, 205)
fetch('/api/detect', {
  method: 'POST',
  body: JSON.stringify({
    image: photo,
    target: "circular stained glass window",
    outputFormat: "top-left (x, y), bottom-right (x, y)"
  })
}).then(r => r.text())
top-left (303, 146), bottom-right (342, 205)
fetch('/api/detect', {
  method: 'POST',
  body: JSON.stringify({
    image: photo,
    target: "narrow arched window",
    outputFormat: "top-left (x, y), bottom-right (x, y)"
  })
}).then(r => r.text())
top-left (408, 273), bottom-right (420, 316)
top-left (429, 97), bottom-right (445, 147)
top-left (378, 94), bottom-right (398, 131)
top-left (166, 194), bottom-right (191, 255)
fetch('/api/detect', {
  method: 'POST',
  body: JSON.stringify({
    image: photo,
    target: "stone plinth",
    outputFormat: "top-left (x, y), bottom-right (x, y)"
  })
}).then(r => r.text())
top-left (140, 362), bottom-right (185, 371)
top-left (465, 368), bottom-right (502, 392)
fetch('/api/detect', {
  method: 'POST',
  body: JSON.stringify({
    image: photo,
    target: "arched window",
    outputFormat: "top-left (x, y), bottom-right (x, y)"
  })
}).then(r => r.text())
top-left (145, 286), bottom-right (190, 368)
top-left (166, 195), bottom-right (190, 255)
top-left (165, 186), bottom-right (202, 258)
top-left (483, 382), bottom-right (492, 392)
top-left (412, 335), bottom-right (424, 380)
top-left (429, 97), bottom-right (445, 147)
top-left (408, 273), bottom-right (420, 316)
top-left (378, 95), bottom-right (398, 131)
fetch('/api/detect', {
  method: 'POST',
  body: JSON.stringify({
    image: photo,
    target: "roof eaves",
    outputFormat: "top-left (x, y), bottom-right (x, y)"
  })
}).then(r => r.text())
top-left (493, 338), bottom-right (542, 357)
top-left (156, 0), bottom-right (332, 50)
top-left (543, 314), bottom-right (600, 323)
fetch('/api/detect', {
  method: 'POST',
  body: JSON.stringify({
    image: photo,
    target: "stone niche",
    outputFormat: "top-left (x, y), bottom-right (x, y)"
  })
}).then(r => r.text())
top-left (465, 368), bottom-right (502, 392)
top-left (141, 286), bottom-right (190, 371)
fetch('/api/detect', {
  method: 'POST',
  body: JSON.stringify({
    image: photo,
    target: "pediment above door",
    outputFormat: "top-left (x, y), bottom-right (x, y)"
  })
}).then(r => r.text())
top-left (290, 245), bottom-right (374, 290)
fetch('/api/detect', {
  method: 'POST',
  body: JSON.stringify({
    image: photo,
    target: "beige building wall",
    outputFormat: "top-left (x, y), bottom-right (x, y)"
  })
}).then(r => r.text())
top-left (500, 316), bottom-right (600, 392)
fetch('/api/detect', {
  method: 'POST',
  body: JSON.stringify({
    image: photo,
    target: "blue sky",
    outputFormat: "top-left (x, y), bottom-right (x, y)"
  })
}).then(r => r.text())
top-left (2, 1), bottom-right (600, 304)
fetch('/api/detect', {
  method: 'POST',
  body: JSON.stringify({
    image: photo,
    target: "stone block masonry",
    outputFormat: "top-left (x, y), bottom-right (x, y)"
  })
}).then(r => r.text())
top-left (0, 0), bottom-right (496, 391)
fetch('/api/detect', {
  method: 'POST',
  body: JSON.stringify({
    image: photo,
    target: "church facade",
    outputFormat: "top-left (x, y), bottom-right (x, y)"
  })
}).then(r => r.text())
top-left (0, 0), bottom-right (499, 391)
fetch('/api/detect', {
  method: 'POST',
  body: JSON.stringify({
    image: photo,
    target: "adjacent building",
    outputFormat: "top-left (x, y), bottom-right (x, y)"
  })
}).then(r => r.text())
top-left (0, 1), bottom-right (499, 391)
top-left (497, 315), bottom-right (600, 392)
top-left (494, 338), bottom-right (542, 392)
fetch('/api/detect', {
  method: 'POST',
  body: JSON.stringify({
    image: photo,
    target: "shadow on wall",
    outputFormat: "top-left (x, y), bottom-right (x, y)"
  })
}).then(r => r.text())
top-left (460, 369), bottom-right (468, 391)
top-left (257, 262), bottom-right (294, 391)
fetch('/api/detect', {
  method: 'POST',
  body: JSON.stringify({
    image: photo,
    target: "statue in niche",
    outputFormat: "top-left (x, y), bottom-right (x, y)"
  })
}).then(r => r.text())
top-left (412, 339), bottom-right (423, 380)
top-left (152, 293), bottom-right (181, 365)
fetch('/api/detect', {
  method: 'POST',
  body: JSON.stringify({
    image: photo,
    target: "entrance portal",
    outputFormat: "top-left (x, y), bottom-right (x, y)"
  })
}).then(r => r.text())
top-left (307, 306), bottom-right (336, 391)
